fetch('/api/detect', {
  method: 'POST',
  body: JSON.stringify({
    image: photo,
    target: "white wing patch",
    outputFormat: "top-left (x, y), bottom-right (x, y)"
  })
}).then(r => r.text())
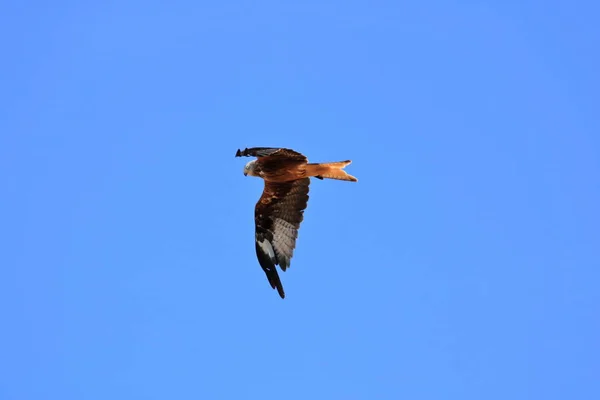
top-left (257, 237), bottom-right (276, 263)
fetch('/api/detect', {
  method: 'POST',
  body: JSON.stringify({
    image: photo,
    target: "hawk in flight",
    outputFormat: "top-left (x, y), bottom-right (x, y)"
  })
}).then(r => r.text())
top-left (235, 147), bottom-right (357, 298)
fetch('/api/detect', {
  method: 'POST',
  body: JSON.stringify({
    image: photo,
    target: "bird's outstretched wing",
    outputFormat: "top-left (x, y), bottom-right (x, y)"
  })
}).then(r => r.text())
top-left (236, 147), bottom-right (307, 162)
top-left (254, 178), bottom-right (310, 298)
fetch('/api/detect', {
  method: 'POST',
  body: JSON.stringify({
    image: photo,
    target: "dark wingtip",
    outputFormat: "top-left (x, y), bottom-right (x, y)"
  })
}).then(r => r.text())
top-left (268, 272), bottom-right (286, 299)
top-left (256, 240), bottom-right (286, 299)
top-left (235, 149), bottom-right (242, 157)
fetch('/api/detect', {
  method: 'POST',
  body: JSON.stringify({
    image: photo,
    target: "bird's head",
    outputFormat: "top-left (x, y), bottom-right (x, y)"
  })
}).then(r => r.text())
top-left (244, 160), bottom-right (258, 177)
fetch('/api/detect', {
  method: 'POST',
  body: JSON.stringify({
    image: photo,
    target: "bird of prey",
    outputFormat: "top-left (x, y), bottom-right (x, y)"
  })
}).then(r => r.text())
top-left (235, 147), bottom-right (357, 298)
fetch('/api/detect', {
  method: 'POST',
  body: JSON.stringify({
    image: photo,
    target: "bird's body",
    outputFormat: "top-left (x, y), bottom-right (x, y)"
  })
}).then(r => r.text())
top-left (236, 147), bottom-right (357, 298)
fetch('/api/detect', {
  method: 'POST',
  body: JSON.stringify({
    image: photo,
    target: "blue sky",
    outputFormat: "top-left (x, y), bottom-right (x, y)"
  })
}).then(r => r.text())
top-left (1, 1), bottom-right (599, 399)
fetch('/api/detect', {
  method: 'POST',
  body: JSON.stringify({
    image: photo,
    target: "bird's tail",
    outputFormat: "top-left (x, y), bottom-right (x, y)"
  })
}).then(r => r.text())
top-left (305, 160), bottom-right (358, 182)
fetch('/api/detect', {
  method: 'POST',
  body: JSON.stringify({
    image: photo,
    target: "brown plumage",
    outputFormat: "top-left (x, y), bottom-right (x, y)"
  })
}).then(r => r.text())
top-left (235, 147), bottom-right (357, 298)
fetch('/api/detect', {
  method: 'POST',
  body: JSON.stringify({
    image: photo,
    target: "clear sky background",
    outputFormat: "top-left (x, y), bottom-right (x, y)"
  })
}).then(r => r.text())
top-left (1, 1), bottom-right (599, 399)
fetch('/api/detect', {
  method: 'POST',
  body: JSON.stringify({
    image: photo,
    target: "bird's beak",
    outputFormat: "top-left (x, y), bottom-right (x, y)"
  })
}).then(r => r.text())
top-left (244, 172), bottom-right (247, 176)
